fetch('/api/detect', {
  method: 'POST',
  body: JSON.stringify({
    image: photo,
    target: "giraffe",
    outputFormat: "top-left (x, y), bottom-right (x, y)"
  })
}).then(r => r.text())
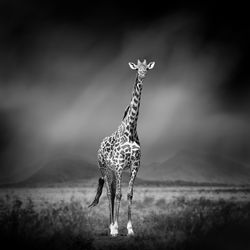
top-left (89, 59), bottom-right (155, 237)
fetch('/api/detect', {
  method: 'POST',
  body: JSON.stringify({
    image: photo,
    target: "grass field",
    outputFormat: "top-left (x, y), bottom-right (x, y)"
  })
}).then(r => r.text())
top-left (1, 186), bottom-right (250, 250)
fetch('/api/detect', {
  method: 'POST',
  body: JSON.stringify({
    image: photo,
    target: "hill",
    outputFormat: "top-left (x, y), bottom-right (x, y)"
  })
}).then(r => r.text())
top-left (9, 157), bottom-right (98, 187)
top-left (139, 150), bottom-right (250, 185)
top-left (3, 151), bottom-right (250, 187)
top-left (7, 156), bottom-right (147, 187)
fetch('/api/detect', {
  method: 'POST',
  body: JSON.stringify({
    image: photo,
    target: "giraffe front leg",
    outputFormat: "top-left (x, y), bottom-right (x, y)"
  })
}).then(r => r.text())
top-left (127, 164), bottom-right (139, 236)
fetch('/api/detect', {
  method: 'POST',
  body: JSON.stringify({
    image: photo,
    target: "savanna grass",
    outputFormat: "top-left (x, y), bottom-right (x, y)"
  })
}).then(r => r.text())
top-left (0, 193), bottom-right (250, 250)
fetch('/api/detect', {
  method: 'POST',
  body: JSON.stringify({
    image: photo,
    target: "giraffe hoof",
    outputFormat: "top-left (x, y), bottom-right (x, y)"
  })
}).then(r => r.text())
top-left (127, 229), bottom-right (134, 236)
top-left (110, 224), bottom-right (118, 237)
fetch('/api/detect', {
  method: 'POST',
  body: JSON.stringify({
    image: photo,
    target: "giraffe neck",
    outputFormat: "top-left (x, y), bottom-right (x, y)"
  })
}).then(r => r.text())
top-left (125, 75), bottom-right (144, 128)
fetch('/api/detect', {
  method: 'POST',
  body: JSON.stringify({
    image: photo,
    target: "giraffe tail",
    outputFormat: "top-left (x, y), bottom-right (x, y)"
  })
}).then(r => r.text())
top-left (88, 177), bottom-right (105, 208)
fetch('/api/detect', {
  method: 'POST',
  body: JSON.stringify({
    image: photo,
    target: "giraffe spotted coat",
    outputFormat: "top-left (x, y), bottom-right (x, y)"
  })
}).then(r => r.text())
top-left (89, 59), bottom-right (155, 237)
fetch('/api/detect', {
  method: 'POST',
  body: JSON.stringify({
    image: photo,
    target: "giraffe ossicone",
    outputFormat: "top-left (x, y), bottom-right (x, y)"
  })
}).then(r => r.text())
top-left (89, 59), bottom-right (155, 237)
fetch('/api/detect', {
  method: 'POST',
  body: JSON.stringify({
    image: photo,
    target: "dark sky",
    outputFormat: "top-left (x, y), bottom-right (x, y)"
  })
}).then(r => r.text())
top-left (1, 1), bottom-right (250, 183)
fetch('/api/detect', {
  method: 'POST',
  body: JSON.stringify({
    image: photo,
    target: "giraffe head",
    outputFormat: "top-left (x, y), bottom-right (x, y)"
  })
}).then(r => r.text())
top-left (128, 59), bottom-right (155, 79)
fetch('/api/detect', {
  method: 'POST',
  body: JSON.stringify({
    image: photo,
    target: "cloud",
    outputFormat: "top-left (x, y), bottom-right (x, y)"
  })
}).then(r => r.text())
top-left (0, 13), bottom-right (250, 183)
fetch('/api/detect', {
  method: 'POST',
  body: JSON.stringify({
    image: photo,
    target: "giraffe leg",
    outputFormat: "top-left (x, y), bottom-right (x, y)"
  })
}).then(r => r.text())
top-left (113, 168), bottom-right (122, 236)
top-left (104, 175), bottom-right (115, 235)
top-left (109, 172), bottom-right (117, 237)
top-left (98, 158), bottom-right (116, 235)
top-left (127, 163), bottom-right (139, 236)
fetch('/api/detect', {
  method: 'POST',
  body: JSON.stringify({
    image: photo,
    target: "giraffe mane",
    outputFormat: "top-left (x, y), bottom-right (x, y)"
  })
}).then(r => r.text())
top-left (122, 105), bottom-right (130, 120)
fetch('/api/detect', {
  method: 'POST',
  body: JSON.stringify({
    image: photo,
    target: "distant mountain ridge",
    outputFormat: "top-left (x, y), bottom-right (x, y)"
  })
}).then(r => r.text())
top-left (139, 150), bottom-right (250, 185)
top-left (9, 156), bottom-right (147, 187)
top-left (13, 157), bottom-right (98, 186)
top-left (3, 150), bottom-right (250, 187)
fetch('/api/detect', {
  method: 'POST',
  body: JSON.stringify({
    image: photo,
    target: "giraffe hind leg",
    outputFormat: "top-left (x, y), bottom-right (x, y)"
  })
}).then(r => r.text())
top-left (104, 176), bottom-right (113, 229)
top-left (110, 172), bottom-right (116, 226)
top-left (113, 168), bottom-right (123, 236)
top-left (108, 169), bottom-right (119, 236)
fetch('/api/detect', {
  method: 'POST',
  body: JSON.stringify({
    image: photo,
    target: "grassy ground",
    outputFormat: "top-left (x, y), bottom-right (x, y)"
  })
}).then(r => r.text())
top-left (0, 186), bottom-right (250, 250)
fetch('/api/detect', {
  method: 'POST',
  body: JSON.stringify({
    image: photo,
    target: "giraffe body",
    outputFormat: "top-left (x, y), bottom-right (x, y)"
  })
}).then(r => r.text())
top-left (89, 59), bottom-right (155, 236)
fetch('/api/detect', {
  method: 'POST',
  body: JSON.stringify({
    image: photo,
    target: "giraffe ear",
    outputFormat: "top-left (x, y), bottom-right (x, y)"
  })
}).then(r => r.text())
top-left (147, 61), bottom-right (155, 70)
top-left (128, 62), bottom-right (138, 70)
